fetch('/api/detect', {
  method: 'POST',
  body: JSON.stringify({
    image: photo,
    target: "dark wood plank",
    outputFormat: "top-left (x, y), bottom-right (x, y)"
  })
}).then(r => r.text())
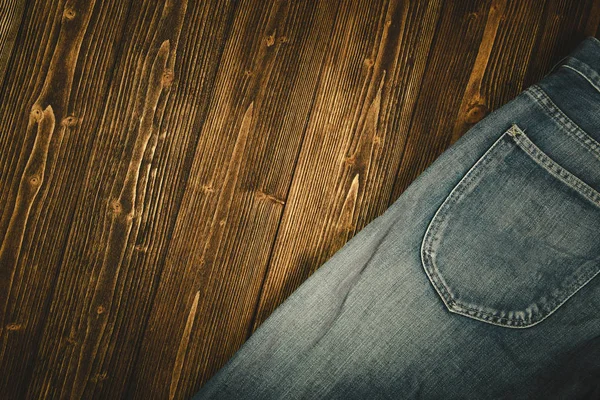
top-left (0, 0), bottom-right (133, 396)
top-left (22, 1), bottom-right (237, 398)
top-left (130, 1), bottom-right (348, 398)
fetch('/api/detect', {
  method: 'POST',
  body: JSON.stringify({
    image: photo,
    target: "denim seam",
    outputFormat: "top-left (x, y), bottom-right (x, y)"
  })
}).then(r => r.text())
top-left (451, 265), bottom-right (600, 328)
top-left (509, 124), bottom-right (600, 207)
top-left (421, 130), bottom-right (526, 326)
top-left (420, 124), bottom-right (600, 328)
top-left (560, 57), bottom-right (600, 94)
top-left (526, 84), bottom-right (600, 162)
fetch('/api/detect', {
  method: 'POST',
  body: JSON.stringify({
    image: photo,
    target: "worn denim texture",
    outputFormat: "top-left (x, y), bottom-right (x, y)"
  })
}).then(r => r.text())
top-left (192, 37), bottom-right (600, 399)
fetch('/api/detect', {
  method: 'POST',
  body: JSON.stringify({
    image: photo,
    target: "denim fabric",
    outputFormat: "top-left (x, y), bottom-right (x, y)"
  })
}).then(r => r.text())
top-left (192, 37), bottom-right (600, 399)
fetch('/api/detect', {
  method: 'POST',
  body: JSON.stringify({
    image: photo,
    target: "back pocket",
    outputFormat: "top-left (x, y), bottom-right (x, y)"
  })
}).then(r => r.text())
top-left (421, 124), bottom-right (600, 328)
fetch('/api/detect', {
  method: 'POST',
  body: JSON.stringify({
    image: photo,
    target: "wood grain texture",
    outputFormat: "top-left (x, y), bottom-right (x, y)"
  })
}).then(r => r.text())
top-left (0, 0), bottom-right (25, 86)
top-left (0, 0), bottom-right (598, 398)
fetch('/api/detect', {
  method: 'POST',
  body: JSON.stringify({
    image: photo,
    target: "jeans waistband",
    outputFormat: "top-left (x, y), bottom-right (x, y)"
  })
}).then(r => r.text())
top-left (549, 36), bottom-right (600, 94)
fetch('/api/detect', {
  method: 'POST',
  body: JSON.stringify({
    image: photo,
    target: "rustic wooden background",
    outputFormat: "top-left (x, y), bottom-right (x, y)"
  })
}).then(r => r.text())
top-left (0, 0), bottom-right (598, 398)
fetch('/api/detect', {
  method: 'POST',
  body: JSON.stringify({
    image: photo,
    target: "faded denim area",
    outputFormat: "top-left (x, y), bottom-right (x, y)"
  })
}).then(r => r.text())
top-left (193, 38), bottom-right (600, 399)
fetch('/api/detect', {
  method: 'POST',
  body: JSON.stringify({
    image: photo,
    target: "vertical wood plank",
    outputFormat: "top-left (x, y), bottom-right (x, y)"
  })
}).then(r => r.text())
top-left (130, 1), bottom-right (348, 397)
top-left (23, 1), bottom-right (239, 398)
top-left (0, 0), bottom-right (132, 397)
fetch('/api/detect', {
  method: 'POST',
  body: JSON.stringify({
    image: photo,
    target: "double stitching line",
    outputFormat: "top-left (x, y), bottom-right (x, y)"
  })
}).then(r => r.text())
top-left (508, 124), bottom-right (600, 208)
top-left (560, 57), bottom-right (600, 95)
top-left (421, 123), bottom-right (600, 328)
top-left (526, 84), bottom-right (600, 162)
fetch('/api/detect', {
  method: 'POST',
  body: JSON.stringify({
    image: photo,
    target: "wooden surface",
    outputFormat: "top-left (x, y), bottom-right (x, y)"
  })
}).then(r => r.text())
top-left (0, 0), bottom-right (599, 398)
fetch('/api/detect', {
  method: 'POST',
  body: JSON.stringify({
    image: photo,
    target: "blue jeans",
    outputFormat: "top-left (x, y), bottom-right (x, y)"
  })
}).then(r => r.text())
top-left (192, 37), bottom-right (600, 399)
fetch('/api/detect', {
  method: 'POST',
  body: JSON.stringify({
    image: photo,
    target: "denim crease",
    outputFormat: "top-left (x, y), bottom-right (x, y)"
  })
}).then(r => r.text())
top-left (192, 37), bottom-right (600, 399)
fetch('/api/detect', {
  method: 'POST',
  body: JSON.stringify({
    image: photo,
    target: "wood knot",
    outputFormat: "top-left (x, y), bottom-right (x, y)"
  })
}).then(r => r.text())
top-left (62, 116), bottom-right (78, 127)
top-left (96, 305), bottom-right (105, 314)
top-left (345, 155), bottom-right (356, 165)
top-left (6, 323), bottom-right (22, 331)
top-left (255, 190), bottom-right (285, 205)
top-left (466, 103), bottom-right (489, 124)
top-left (134, 244), bottom-right (147, 253)
top-left (278, 36), bottom-right (288, 44)
top-left (30, 106), bottom-right (43, 121)
top-left (91, 372), bottom-right (108, 383)
top-left (201, 184), bottom-right (215, 193)
top-left (110, 199), bottom-right (122, 214)
top-left (244, 70), bottom-right (253, 77)
top-left (266, 33), bottom-right (276, 47)
top-left (373, 135), bottom-right (382, 145)
top-left (66, 335), bottom-right (78, 345)
top-left (465, 12), bottom-right (478, 22)
top-left (29, 175), bottom-right (41, 187)
top-left (219, 219), bottom-right (226, 226)
top-left (162, 69), bottom-right (174, 86)
top-left (63, 8), bottom-right (76, 20)
top-left (364, 58), bottom-right (374, 67)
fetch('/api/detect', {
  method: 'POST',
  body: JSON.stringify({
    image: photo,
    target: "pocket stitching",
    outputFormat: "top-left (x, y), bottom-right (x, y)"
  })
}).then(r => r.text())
top-left (508, 124), bottom-right (600, 208)
top-left (421, 124), bottom-right (600, 328)
top-left (421, 130), bottom-right (516, 324)
top-left (527, 85), bottom-right (600, 162)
